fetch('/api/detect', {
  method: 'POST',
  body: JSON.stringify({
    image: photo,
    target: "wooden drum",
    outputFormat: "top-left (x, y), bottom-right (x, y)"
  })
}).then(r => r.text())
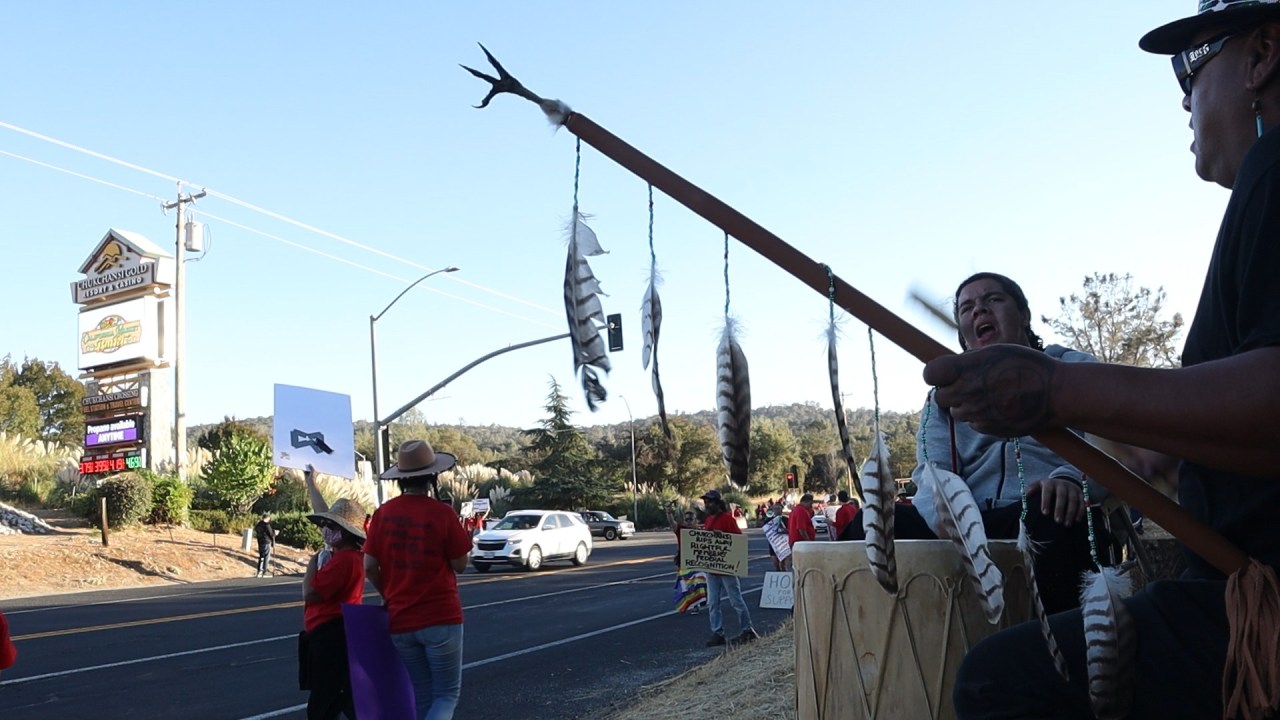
top-left (794, 539), bottom-right (1032, 720)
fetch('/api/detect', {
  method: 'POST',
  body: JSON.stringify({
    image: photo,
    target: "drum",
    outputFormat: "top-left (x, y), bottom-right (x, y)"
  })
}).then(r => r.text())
top-left (794, 539), bottom-right (1032, 720)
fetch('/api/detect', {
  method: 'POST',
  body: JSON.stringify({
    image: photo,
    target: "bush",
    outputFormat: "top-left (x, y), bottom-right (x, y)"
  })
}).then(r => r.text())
top-left (189, 510), bottom-right (256, 535)
top-left (273, 511), bottom-right (324, 551)
top-left (251, 474), bottom-right (310, 515)
top-left (603, 493), bottom-right (669, 530)
top-left (87, 472), bottom-right (154, 528)
top-left (147, 471), bottom-right (193, 526)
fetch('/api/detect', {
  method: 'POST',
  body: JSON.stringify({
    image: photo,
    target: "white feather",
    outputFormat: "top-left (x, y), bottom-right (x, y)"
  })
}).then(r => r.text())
top-left (860, 430), bottom-right (898, 594)
top-left (1081, 567), bottom-right (1136, 720)
top-left (563, 212), bottom-right (610, 410)
top-left (1019, 523), bottom-right (1069, 681)
top-left (924, 463), bottom-right (1004, 624)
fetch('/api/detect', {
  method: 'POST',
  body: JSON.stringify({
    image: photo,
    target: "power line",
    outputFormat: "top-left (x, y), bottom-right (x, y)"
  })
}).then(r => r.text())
top-left (0, 119), bottom-right (560, 317)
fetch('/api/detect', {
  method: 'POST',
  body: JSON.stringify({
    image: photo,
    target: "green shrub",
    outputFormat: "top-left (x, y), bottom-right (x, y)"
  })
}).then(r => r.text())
top-left (273, 511), bottom-right (323, 550)
top-left (87, 472), bottom-right (154, 528)
top-left (147, 471), bottom-right (193, 526)
top-left (190, 509), bottom-right (230, 533)
top-left (252, 474), bottom-right (310, 515)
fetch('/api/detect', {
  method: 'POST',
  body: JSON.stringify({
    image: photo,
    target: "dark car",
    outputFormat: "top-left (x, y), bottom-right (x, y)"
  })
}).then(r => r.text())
top-left (579, 510), bottom-right (635, 541)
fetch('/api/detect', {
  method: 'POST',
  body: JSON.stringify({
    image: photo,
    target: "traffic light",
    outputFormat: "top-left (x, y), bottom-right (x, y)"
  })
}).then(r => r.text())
top-left (606, 313), bottom-right (623, 351)
top-left (786, 464), bottom-right (799, 489)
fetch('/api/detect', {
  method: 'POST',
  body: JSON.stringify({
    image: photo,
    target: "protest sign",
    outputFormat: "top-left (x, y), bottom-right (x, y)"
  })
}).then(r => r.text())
top-left (759, 571), bottom-right (794, 609)
top-left (680, 528), bottom-right (749, 577)
top-left (472, 498), bottom-right (490, 513)
top-left (762, 518), bottom-right (791, 562)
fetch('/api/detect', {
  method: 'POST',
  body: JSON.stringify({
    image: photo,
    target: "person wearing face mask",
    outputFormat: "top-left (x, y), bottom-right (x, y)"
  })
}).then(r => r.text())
top-left (298, 497), bottom-right (367, 720)
top-left (842, 272), bottom-right (1108, 614)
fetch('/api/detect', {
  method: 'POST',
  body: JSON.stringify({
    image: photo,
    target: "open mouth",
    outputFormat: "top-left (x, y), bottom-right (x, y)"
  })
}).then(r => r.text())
top-left (974, 322), bottom-right (998, 344)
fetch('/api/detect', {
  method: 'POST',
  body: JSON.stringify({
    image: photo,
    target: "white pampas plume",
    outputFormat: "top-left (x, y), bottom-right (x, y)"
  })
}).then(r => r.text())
top-left (716, 318), bottom-right (750, 490)
top-left (1081, 567), bottom-right (1137, 720)
top-left (1018, 523), bottom-right (1070, 682)
top-left (860, 430), bottom-right (898, 594)
top-left (640, 267), bottom-right (672, 438)
top-left (924, 463), bottom-right (1005, 624)
top-left (827, 324), bottom-right (862, 500)
top-left (563, 212), bottom-right (610, 410)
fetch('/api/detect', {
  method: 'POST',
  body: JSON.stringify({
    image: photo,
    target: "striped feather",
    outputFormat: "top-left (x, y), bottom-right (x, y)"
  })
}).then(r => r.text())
top-left (1018, 523), bottom-right (1069, 682)
top-left (640, 270), bottom-right (672, 438)
top-left (859, 430), bottom-right (898, 594)
top-left (716, 319), bottom-right (751, 490)
top-left (925, 463), bottom-right (1005, 624)
top-left (1081, 567), bottom-right (1136, 720)
top-left (563, 212), bottom-right (611, 411)
top-left (827, 324), bottom-right (863, 500)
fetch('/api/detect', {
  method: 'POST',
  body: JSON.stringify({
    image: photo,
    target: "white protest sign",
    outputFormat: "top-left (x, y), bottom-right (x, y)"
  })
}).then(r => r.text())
top-left (460, 501), bottom-right (473, 517)
top-left (272, 384), bottom-right (355, 479)
top-left (759, 571), bottom-right (794, 609)
top-left (680, 528), bottom-right (749, 577)
top-left (472, 498), bottom-right (490, 513)
top-left (762, 518), bottom-right (791, 562)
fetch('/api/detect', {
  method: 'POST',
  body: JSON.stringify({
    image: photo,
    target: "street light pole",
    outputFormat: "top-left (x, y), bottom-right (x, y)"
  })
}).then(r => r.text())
top-left (370, 266), bottom-right (459, 504)
top-left (619, 395), bottom-right (638, 524)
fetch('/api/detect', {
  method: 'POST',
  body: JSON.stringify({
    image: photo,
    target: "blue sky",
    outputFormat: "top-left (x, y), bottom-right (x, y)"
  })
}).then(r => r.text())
top-left (1, 2), bottom-right (1224, 432)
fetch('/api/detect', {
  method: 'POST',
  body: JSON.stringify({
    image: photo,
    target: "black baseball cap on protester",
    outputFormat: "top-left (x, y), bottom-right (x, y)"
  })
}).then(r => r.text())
top-left (1140, 0), bottom-right (1280, 54)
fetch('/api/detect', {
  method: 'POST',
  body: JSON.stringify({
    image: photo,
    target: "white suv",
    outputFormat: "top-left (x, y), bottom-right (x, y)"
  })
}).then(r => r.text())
top-left (471, 510), bottom-right (593, 572)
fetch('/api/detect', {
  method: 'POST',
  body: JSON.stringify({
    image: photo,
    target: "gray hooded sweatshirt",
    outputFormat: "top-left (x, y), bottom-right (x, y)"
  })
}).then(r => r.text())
top-left (911, 344), bottom-right (1107, 534)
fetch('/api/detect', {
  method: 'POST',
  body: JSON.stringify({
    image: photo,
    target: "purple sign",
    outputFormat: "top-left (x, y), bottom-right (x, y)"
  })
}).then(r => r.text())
top-left (84, 415), bottom-right (141, 449)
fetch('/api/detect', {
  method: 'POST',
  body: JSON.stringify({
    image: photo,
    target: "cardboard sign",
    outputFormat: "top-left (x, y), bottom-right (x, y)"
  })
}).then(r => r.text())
top-left (472, 498), bottom-right (490, 514)
top-left (272, 384), bottom-right (355, 479)
top-left (759, 571), bottom-right (794, 609)
top-left (680, 528), bottom-right (749, 577)
top-left (762, 519), bottom-right (792, 562)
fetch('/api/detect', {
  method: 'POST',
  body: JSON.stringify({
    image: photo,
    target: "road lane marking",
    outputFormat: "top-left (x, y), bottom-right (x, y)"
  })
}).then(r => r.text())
top-left (235, 585), bottom-right (770, 720)
top-left (11, 601), bottom-right (302, 641)
top-left (0, 635), bottom-right (294, 687)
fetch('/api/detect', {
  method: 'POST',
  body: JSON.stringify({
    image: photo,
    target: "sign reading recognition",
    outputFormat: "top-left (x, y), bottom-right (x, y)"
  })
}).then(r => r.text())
top-left (84, 414), bottom-right (143, 449)
top-left (680, 528), bottom-right (749, 577)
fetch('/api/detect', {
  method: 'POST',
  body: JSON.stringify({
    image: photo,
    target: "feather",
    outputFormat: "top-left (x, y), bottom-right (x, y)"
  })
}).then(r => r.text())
top-left (924, 463), bottom-right (1005, 624)
top-left (640, 268), bottom-right (672, 438)
top-left (1081, 567), bottom-right (1137, 720)
top-left (716, 318), bottom-right (750, 490)
top-left (563, 212), bottom-right (611, 411)
top-left (1018, 523), bottom-right (1070, 682)
top-left (859, 430), bottom-right (898, 594)
top-left (827, 324), bottom-right (863, 500)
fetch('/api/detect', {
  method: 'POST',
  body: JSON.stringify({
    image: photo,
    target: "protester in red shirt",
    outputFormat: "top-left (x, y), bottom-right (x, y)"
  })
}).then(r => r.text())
top-left (300, 497), bottom-right (367, 720)
top-left (364, 440), bottom-right (472, 720)
top-left (0, 610), bottom-right (16, 674)
top-left (832, 490), bottom-right (860, 539)
top-left (698, 490), bottom-right (758, 646)
top-left (788, 493), bottom-right (817, 547)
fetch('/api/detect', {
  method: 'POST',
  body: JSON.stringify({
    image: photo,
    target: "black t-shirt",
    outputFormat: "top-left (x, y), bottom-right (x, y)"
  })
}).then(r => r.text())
top-left (1179, 128), bottom-right (1280, 579)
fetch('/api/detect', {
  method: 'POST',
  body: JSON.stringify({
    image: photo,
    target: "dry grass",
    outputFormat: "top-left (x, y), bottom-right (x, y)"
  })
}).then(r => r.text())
top-left (608, 618), bottom-right (796, 720)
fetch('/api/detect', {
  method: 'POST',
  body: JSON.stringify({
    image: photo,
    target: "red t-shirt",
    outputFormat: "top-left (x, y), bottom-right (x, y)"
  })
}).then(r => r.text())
top-left (788, 504), bottom-right (815, 546)
top-left (303, 548), bottom-right (365, 632)
top-left (364, 495), bottom-right (473, 633)
top-left (833, 503), bottom-right (859, 539)
top-left (703, 512), bottom-right (742, 534)
top-left (0, 611), bottom-right (16, 670)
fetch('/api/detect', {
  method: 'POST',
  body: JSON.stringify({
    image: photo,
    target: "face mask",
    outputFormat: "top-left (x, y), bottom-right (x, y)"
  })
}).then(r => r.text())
top-left (322, 526), bottom-right (344, 547)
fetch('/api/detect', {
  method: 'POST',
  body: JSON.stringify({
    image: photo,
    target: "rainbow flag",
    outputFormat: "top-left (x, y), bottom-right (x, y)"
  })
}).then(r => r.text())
top-left (674, 569), bottom-right (708, 613)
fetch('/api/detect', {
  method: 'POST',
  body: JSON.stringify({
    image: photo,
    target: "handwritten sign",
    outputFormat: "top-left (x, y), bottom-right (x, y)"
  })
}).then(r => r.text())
top-left (759, 571), bottom-right (794, 609)
top-left (680, 528), bottom-right (748, 577)
top-left (762, 519), bottom-right (791, 562)
top-left (472, 498), bottom-right (490, 513)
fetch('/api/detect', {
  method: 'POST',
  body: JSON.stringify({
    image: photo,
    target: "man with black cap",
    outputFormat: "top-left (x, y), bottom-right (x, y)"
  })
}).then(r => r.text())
top-left (698, 489), bottom-right (758, 646)
top-left (931, 3), bottom-right (1280, 717)
top-left (364, 440), bottom-right (473, 720)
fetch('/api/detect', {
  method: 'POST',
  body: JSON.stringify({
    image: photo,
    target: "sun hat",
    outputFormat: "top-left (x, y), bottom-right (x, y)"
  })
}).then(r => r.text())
top-left (1140, 0), bottom-right (1280, 54)
top-left (380, 439), bottom-right (457, 480)
top-left (308, 498), bottom-right (369, 540)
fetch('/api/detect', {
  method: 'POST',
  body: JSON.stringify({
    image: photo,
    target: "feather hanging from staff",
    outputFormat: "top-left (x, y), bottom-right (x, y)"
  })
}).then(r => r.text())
top-left (924, 463), bottom-right (1005, 624)
top-left (1018, 523), bottom-right (1070, 682)
top-left (1081, 566), bottom-right (1137, 720)
top-left (640, 267), bottom-right (672, 438)
top-left (716, 317), bottom-right (751, 490)
top-left (827, 324), bottom-right (863, 500)
top-left (563, 212), bottom-right (611, 410)
top-left (860, 430), bottom-right (898, 594)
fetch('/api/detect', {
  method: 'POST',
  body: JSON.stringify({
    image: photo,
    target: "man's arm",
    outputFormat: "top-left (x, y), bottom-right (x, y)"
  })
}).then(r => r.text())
top-left (925, 345), bottom-right (1280, 476)
top-left (450, 551), bottom-right (470, 573)
top-left (363, 554), bottom-right (383, 595)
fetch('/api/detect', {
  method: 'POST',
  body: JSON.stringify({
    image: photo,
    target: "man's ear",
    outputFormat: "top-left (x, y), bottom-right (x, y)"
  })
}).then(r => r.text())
top-left (1247, 21), bottom-right (1280, 91)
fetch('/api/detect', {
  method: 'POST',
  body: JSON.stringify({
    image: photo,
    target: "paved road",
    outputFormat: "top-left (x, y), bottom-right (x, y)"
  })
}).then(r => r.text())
top-left (0, 530), bottom-right (790, 719)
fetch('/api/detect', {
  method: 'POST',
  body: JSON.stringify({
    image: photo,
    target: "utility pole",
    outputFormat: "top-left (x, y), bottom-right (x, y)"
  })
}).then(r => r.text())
top-left (162, 184), bottom-right (206, 482)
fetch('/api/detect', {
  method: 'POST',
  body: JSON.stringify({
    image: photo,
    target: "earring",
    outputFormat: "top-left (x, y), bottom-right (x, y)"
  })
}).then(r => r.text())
top-left (1255, 95), bottom-right (1265, 138)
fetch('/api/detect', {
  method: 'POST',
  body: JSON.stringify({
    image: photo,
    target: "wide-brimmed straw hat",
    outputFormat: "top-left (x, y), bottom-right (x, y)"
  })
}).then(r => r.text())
top-left (308, 498), bottom-right (368, 540)
top-left (1140, 0), bottom-right (1280, 54)
top-left (380, 439), bottom-right (457, 480)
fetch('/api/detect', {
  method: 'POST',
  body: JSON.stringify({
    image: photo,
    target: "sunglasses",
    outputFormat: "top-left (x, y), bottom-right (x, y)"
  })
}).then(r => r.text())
top-left (1173, 33), bottom-right (1233, 95)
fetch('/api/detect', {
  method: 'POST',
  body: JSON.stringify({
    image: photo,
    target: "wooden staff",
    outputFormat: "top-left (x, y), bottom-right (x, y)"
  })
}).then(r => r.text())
top-left (461, 46), bottom-right (1247, 577)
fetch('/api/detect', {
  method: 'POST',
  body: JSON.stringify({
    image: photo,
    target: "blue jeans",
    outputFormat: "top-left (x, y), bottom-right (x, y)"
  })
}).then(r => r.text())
top-left (704, 573), bottom-right (753, 637)
top-left (392, 623), bottom-right (464, 720)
